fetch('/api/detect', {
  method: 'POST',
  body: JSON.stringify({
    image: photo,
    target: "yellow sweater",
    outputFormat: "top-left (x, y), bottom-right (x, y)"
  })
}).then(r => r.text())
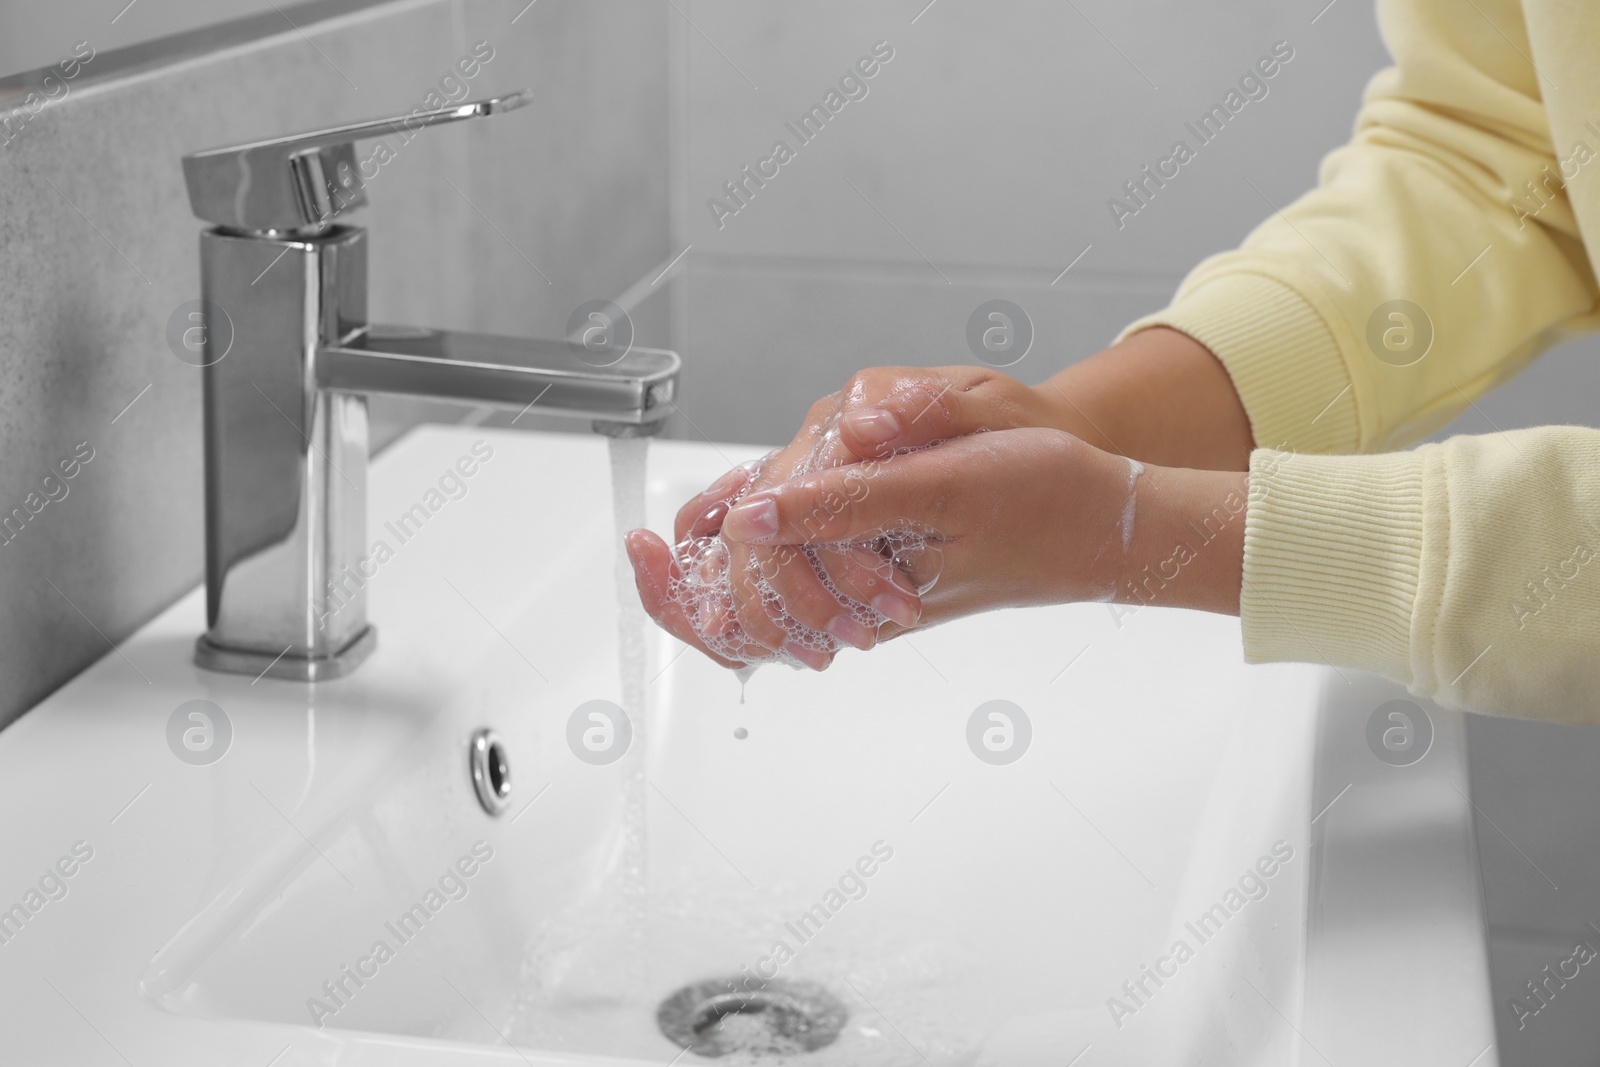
top-left (1123, 0), bottom-right (1600, 722)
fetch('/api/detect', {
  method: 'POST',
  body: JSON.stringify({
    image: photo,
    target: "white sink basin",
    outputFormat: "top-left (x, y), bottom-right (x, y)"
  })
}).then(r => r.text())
top-left (0, 426), bottom-right (1499, 1065)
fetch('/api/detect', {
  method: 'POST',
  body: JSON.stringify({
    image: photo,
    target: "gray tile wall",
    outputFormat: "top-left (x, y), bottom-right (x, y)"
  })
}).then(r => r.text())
top-left (1, 1), bottom-right (288, 78)
top-left (0, 0), bottom-right (671, 726)
top-left (0, 2), bottom-right (303, 78)
top-left (659, 0), bottom-right (1393, 441)
top-left (658, 0), bottom-right (1600, 445)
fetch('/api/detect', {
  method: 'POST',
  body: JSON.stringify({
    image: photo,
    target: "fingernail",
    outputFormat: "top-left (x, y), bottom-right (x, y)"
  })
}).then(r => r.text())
top-left (783, 640), bottom-right (831, 671)
top-left (826, 615), bottom-right (875, 650)
top-left (872, 593), bottom-right (920, 628)
top-left (689, 501), bottom-right (729, 539)
top-left (844, 406), bottom-right (901, 445)
top-left (723, 495), bottom-right (779, 542)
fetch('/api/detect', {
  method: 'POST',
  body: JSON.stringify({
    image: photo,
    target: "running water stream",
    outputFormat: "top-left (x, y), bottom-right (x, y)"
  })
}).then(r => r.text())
top-left (608, 435), bottom-right (651, 983)
top-left (504, 436), bottom-right (655, 1037)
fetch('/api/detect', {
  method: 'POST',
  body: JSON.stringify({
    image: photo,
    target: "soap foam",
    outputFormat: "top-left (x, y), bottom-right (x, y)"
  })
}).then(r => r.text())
top-left (1119, 456), bottom-right (1145, 552)
top-left (666, 429), bottom-right (943, 668)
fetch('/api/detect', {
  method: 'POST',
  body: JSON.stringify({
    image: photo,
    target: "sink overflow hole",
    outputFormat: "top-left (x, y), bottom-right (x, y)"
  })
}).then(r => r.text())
top-left (469, 728), bottom-right (511, 816)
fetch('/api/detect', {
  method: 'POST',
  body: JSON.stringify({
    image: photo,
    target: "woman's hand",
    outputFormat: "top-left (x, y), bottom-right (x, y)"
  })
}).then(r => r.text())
top-left (714, 428), bottom-right (1247, 649)
top-left (630, 426), bottom-right (1248, 671)
top-left (664, 364), bottom-right (1067, 543)
top-left (626, 366), bottom-right (1069, 668)
top-left (626, 330), bottom-right (1256, 671)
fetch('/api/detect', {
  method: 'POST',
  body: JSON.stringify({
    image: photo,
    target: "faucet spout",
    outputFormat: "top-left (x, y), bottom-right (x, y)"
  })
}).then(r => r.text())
top-left (184, 94), bottom-right (684, 682)
top-left (319, 326), bottom-right (678, 428)
top-left (188, 224), bottom-right (681, 684)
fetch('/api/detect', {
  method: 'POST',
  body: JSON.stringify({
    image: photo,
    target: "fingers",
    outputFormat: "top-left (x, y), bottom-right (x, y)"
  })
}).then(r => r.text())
top-left (624, 530), bottom-right (747, 669)
top-left (729, 542), bottom-right (926, 666)
top-left (721, 437), bottom-right (968, 547)
top-left (657, 367), bottom-right (1023, 670)
top-left (674, 388), bottom-right (851, 544)
top-left (815, 545), bottom-right (923, 628)
top-left (750, 393), bottom-right (846, 491)
top-left (725, 545), bottom-right (837, 670)
top-left (673, 464), bottom-right (757, 543)
top-left (630, 528), bottom-right (845, 672)
top-left (836, 366), bottom-right (1037, 458)
top-left (759, 545), bottom-right (880, 652)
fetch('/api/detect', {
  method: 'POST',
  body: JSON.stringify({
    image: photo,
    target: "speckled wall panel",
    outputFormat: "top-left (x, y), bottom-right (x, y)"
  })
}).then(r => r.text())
top-left (0, 0), bottom-right (670, 726)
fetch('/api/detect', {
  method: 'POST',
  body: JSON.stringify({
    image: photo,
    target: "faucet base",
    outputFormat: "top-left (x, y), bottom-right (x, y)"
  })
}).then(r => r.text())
top-left (192, 626), bottom-right (377, 683)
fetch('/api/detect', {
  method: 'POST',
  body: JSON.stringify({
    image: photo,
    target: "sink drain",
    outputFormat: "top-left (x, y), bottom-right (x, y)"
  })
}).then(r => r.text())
top-left (658, 977), bottom-right (847, 1058)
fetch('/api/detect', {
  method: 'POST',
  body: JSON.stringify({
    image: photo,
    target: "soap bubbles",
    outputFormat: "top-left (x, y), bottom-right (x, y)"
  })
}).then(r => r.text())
top-left (663, 428), bottom-right (943, 669)
top-left (668, 523), bottom-right (941, 667)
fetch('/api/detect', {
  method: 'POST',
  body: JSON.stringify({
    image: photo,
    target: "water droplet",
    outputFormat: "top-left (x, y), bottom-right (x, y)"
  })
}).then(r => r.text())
top-left (734, 664), bottom-right (757, 704)
top-left (734, 727), bottom-right (748, 740)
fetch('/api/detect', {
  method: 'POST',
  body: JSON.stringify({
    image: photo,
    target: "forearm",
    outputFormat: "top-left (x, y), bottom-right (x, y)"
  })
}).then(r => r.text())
top-left (1036, 327), bottom-right (1256, 472)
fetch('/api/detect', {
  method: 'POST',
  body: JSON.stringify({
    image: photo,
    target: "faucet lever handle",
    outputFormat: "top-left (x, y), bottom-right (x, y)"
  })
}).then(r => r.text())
top-left (182, 90), bottom-right (532, 233)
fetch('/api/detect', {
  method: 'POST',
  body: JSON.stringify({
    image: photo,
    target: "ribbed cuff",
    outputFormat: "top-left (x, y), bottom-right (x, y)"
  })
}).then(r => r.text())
top-left (1240, 448), bottom-right (1425, 679)
top-left (1119, 273), bottom-right (1360, 455)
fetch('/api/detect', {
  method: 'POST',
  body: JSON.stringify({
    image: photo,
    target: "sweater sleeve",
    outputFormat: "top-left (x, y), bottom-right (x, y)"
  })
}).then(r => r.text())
top-left (1120, 0), bottom-right (1600, 453)
top-left (1244, 431), bottom-right (1600, 720)
top-left (1116, 0), bottom-right (1600, 718)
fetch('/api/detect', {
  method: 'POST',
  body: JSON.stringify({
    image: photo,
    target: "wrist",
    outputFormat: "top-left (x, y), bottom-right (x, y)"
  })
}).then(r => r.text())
top-left (1038, 327), bottom-right (1255, 470)
top-left (1109, 464), bottom-right (1247, 617)
top-left (1026, 377), bottom-right (1119, 452)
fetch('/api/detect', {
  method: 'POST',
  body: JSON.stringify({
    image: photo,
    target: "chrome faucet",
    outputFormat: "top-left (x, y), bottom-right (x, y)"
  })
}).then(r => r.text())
top-left (180, 92), bottom-right (679, 681)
